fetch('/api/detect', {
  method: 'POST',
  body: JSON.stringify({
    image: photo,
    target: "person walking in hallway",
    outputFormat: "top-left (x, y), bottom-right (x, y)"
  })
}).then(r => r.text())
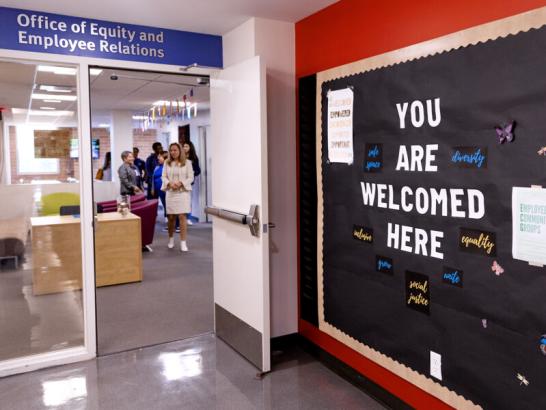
top-left (146, 142), bottom-right (163, 199)
top-left (133, 147), bottom-right (146, 180)
top-left (153, 151), bottom-right (168, 224)
top-left (182, 141), bottom-right (201, 225)
top-left (96, 151), bottom-right (112, 181)
top-left (118, 150), bottom-right (142, 196)
top-left (162, 143), bottom-right (193, 251)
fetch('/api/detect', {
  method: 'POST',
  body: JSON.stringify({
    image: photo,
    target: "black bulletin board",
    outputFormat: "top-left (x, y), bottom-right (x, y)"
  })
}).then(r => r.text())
top-left (319, 26), bottom-right (546, 409)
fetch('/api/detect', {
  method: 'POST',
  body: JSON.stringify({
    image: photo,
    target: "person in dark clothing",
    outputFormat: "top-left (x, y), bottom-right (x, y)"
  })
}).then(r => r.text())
top-left (133, 147), bottom-right (146, 180)
top-left (153, 152), bottom-right (168, 222)
top-left (182, 141), bottom-right (201, 225)
top-left (183, 141), bottom-right (201, 180)
top-left (118, 150), bottom-right (142, 196)
top-left (102, 152), bottom-right (112, 181)
top-left (145, 142), bottom-right (163, 199)
top-left (132, 163), bottom-right (144, 190)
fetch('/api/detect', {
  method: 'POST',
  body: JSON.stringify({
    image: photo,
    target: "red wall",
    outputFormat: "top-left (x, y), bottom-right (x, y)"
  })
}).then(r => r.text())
top-left (295, 1), bottom-right (546, 408)
top-left (296, 0), bottom-right (546, 77)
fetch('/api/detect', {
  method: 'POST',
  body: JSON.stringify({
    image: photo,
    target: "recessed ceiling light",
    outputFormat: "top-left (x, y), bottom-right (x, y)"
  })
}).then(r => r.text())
top-left (39, 85), bottom-right (73, 93)
top-left (43, 99), bottom-right (62, 103)
top-left (98, 123), bottom-right (110, 127)
top-left (32, 93), bottom-right (77, 101)
top-left (11, 108), bottom-right (73, 117)
top-left (40, 107), bottom-right (56, 110)
top-left (37, 65), bottom-right (77, 76)
top-left (132, 115), bottom-right (148, 120)
top-left (89, 68), bottom-right (103, 76)
top-left (29, 110), bottom-right (74, 117)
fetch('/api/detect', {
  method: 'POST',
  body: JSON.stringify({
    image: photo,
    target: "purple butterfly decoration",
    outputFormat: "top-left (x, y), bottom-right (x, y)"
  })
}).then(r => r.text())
top-left (495, 121), bottom-right (515, 144)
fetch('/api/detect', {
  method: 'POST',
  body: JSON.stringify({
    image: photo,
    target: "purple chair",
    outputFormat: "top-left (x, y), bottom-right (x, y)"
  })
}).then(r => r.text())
top-left (131, 193), bottom-right (146, 205)
top-left (130, 199), bottom-right (158, 251)
top-left (98, 193), bottom-right (147, 213)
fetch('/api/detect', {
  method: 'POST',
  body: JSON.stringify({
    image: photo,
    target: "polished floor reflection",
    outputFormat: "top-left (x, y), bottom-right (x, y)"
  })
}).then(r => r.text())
top-left (0, 333), bottom-right (388, 409)
top-left (0, 244), bottom-right (84, 361)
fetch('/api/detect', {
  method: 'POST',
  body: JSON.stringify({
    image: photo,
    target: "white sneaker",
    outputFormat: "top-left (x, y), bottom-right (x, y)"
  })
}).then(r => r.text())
top-left (164, 217), bottom-right (168, 223)
top-left (180, 241), bottom-right (188, 252)
top-left (187, 219), bottom-right (193, 225)
top-left (168, 237), bottom-right (174, 249)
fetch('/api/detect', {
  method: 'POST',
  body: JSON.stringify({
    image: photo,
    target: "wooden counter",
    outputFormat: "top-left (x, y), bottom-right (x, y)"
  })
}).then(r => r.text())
top-left (31, 212), bottom-right (142, 295)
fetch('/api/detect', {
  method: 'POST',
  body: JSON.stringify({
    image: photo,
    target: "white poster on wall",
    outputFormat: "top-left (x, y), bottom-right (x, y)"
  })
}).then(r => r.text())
top-left (512, 187), bottom-right (546, 265)
top-left (327, 87), bottom-right (354, 164)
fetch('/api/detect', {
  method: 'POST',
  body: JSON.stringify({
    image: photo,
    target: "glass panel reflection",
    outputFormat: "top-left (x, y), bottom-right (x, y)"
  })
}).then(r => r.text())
top-left (0, 60), bottom-right (84, 361)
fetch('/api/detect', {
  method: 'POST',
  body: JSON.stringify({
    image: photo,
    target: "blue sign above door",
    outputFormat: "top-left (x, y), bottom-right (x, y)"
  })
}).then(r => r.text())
top-left (0, 7), bottom-right (223, 68)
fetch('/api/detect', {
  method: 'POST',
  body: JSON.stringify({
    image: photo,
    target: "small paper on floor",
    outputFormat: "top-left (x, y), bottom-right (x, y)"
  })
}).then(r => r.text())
top-left (430, 351), bottom-right (443, 381)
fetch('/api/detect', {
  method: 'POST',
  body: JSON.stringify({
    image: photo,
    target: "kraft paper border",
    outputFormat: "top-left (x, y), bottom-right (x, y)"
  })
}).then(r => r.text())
top-left (316, 7), bottom-right (546, 409)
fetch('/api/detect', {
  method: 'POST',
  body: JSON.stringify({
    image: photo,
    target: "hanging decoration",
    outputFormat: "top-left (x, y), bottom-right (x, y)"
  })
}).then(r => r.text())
top-left (135, 84), bottom-right (201, 131)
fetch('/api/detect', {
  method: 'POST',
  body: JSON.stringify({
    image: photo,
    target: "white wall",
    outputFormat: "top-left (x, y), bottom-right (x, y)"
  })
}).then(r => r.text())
top-left (223, 18), bottom-right (297, 338)
top-left (110, 111), bottom-right (133, 182)
top-left (223, 19), bottom-right (256, 67)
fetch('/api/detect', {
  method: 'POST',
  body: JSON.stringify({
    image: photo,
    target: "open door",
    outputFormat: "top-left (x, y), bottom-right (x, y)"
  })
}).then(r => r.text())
top-left (209, 56), bottom-right (270, 372)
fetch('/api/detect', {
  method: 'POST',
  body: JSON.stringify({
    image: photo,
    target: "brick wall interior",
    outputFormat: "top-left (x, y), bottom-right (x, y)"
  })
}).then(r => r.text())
top-left (132, 128), bottom-right (160, 166)
top-left (8, 126), bottom-right (157, 184)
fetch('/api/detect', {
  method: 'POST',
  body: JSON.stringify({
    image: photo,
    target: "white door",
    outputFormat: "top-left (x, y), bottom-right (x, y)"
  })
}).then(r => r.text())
top-left (210, 56), bottom-right (270, 372)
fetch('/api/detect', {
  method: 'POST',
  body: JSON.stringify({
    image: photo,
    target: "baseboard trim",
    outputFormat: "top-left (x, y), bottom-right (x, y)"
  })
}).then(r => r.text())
top-left (271, 333), bottom-right (299, 351)
top-left (297, 335), bottom-right (412, 410)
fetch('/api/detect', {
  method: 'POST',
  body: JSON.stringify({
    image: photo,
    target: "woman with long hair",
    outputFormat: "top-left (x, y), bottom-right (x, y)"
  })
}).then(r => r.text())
top-left (96, 151), bottom-right (112, 181)
top-left (102, 152), bottom-right (112, 181)
top-left (161, 143), bottom-right (194, 251)
top-left (182, 141), bottom-right (201, 225)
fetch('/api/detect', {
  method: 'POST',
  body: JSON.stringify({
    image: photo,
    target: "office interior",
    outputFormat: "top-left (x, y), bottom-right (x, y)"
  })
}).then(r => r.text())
top-left (91, 68), bottom-right (213, 354)
top-left (0, 61), bottom-right (214, 359)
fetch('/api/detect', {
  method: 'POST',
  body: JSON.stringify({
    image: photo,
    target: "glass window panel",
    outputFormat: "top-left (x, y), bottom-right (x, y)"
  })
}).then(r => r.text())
top-left (0, 60), bottom-right (84, 361)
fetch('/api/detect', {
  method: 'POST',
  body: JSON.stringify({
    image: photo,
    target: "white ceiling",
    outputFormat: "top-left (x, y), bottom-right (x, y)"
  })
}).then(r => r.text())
top-left (0, 60), bottom-right (78, 125)
top-left (90, 69), bottom-right (209, 113)
top-left (90, 68), bottom-right (210, 126)
top-left (0, 59), bottom-right (209, 126)
top-left (1, 0), bottom-right (338, 35)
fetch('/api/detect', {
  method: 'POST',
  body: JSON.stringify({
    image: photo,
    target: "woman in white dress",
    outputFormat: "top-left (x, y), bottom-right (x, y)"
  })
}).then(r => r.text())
top-left (161, 143), bottom-right (194, 251)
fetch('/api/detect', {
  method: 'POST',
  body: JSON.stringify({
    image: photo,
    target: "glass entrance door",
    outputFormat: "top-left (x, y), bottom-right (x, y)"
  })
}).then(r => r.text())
top-left (0, 60), bottom-right (87, 366)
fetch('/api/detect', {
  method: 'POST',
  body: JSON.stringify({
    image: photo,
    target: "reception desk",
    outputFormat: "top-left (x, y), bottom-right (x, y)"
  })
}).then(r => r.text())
top-left (31, 212), bottom-right (142, 295)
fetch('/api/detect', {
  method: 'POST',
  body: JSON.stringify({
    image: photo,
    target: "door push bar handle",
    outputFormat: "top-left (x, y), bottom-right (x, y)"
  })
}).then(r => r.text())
top-left (205, 205), bottom-right (260, 237)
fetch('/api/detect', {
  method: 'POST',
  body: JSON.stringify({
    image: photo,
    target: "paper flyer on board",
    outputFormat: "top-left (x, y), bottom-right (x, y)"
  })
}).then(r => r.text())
top-left (327, 87), bottom-right (354, 164)
top-left (512, 187), bottom-right (546, 265)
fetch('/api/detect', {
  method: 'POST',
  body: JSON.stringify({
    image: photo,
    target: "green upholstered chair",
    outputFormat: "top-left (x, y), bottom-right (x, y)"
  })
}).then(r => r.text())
top-left (40, 193), bottom-right (80, 216)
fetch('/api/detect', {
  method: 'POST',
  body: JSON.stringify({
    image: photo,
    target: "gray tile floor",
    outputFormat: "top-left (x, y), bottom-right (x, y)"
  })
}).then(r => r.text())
top-left (97, 223), bottom-right (213, 355)
top-left (0, 333), bottom-right (388, 410)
